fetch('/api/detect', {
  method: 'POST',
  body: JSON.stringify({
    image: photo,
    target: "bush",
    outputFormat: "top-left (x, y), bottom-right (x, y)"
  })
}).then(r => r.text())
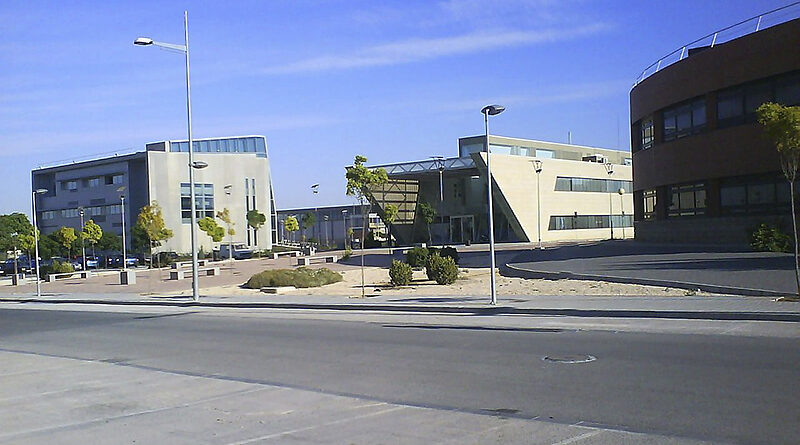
top-left (426, 254), bottom-right (458, 285)
top-left (750, 223), bottom-right (791, 252)
top-left (389, 260), bottom-right (413, 286)
top-left (40, 260), bottom-right (74, 279)
top-left (245, 267), bottom-right (343, 289)
top-left (428, 246), bottom-right (459, 264)
top-left (405, 247), bottom-right (429, 268)
top-left (342, 247), bottom-right (353, 261)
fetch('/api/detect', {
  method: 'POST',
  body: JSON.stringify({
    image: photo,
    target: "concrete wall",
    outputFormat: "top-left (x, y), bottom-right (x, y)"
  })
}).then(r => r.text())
top-left (147, 151), bottom-right (273, 254)
top-left (475, 153), bottom-right (634, 243)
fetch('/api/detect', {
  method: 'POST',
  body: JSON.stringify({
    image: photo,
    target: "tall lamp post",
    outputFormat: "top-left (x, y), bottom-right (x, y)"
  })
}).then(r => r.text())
top-left (135, 10), bottom-right (201, 301)
top-left (32, 188), bottom-right (47, 297)
top-left (431, 156), bottom-right (445, 246)
top-left (482, 104), bottom-right (505, 306)
top-left (324, 215), bottom-right (330, 247)
top-left (342, 209), bottom-right (348, 249)
top-left (618, 187), bottom-right (626, 240)
top-left (224, 184), bottom-right (233, 262)
top-left (311, 184), bottom-right (319, 245)
top-left (78, 207), bottom-right (86, 272)
top-left (533, 159), bottom-right (543, 250)
top-left (10, 232), bottom-right (18, 286)
top-left (604, 161), bottom-right (614, 240)
top-left (117, 187), bottom-right (127, 271)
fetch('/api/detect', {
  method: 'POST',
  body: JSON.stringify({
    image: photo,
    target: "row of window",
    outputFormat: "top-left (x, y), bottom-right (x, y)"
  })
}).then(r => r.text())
top-left (554, 177), bottom-right (633, 193)
top-left (549, 214), bottom-right (634, 230)
top-left (169, 137), bottom-right (267, 154)
top-left (180, 183), bottom-right (215, 223)
top-left (635, 70), bottom-right (800, 152)
top-left (41, 204), bottom-right (122, 221)
top-left (60, 174), bottom-right (123, 192)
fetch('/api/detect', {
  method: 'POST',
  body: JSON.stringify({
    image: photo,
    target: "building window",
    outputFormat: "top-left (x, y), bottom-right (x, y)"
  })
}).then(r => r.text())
top-left (63, 180), bottom-right (78, 191)
top-left (61, 208), bottom-right (80, 218)
top-left (88, 178), bottom-right (100, 187)
top-left (535, 149), bottom-right (554, 158)
top-left (108, 204), bottom-right (122, 215)
top-left (641, 118), bottom-right (654, 150)
top-left (549, 214), bottom-right (633, 230)
top-left (180, 183), bottom-right (214, 223)
top-left (554, 177), bottom-right (633, 193)
top-left (105, 174), bottom-right (123, 185)
top-left (775, 72), bottom-right (800, 106)
top-left (720, 174), bottom-right (790, 215)
top-left (42, 211), bottom-right (55, 220)
top-left (643, 189), bottom-right (656, 220)
top-left (663, 98), bottom-right (705, 141)
top-left (668, 183), bottom-right (706, 217)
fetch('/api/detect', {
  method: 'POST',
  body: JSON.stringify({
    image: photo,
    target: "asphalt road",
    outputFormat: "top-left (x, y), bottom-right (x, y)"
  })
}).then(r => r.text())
top-left (1, 307), bottom-right (797, 444)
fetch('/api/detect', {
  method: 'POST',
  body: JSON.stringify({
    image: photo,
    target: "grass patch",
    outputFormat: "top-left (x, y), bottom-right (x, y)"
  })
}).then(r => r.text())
top-left (245, 267), bottom-right (343, 289)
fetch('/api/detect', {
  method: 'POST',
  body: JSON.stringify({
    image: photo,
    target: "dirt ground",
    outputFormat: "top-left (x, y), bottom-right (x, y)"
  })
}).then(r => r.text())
top-left (198, 265), bottom-right (720, 298)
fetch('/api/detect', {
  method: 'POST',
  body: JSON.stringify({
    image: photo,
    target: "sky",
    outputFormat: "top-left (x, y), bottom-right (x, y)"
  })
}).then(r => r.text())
top-left (1, 0), bottom-right (795, 214)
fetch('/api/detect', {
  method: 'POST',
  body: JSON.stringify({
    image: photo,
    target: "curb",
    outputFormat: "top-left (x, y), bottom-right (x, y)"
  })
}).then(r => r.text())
top-left (502, 263), bottom-right (790, 298)
top-left (2, 297), bottom-right (799, 323)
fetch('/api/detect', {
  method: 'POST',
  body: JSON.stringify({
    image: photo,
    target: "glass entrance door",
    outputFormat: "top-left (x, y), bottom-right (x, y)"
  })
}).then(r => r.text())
top-left (450, 215), bottom-right (474, 244)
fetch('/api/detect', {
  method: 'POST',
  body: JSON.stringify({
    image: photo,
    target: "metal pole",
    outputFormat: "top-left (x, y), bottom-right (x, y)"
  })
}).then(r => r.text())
top-left (184, 10), bottom-right (199, 301)
top-left (32, 192), bottom-right (41, 297)
top-left (485, 111), bottom-right (497, 305)
top-left (79, 209), bottom-right (86, 272)
top-left (620, 192), bottom-right (626, 240)
top-left (536, 170), bottom-right (542, 250)
top-left (121, 196), bottom-right (127, 270)
top-left (12, 235), bottom-right (18, 286)
top-left (609, 192), bottom-right (614, 240)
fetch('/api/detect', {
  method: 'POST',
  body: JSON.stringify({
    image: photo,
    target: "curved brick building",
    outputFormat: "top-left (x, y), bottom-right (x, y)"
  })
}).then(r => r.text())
top-left (630, 18), bottom-right (800, 243)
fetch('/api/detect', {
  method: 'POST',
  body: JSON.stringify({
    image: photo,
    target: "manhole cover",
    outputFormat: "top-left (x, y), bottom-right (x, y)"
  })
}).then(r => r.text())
top-left (543, 354), bottom-right (596, 364)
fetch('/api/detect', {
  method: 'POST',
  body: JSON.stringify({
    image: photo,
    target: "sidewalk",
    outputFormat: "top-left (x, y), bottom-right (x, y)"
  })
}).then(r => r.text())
top-left (2, 290), bottom-right (798, 322)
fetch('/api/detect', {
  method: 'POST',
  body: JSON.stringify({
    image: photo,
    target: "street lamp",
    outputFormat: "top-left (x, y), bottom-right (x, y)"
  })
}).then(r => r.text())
top-left (78, 207), bottom-right (86, 272)
top-left (604, 161), bottom-right (614, 240)
top-left (533, 159), bottom-right (543, 250)
top-left (618, 187), bottom-right (626, 240)
top-left (323, 214), bottom-right (330, 247)
top-left (32, 188), bottom-right (47, 297)
top-left (10, 232), bottom-right (18, 286)
top-left (135, 10), bottom-right (200, 302)
top-left (311, 184), bottom-right (319, 246)
top-left (224, 184), bottom-right (233, 263)
top-left (117, 187), bottom-right (127, 271)
top-left (342, 209), bottom-right (348, 249)
top-left (481, 104), bottom-right (505, 306)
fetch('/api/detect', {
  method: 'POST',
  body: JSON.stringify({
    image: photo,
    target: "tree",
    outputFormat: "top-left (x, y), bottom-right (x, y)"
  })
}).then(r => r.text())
top-left (301, 212), bottom-right (316, 242)
top-left (0, 213), bottom-right (34, 260)
top-left (758, 102), bottom-right (800, 295)
top-left (96, 232), bottom-right (121, 252)
top-left (345, 154), bottom-right (389, 297)
top-left (53, 227), bottom-right (77, 258)
top-left (198, 216), bottom-right (225, 243)
top-left (284, 216), bottom-right (299, 241)
top-left (382, 204), bottom-right (399, 248)
top-left (216, 208), bottom-right (236, 260)
top-left (134, 202), bottom-right (174, 268)
top-left (417, 202), bottom-right (436, 245)
top-left (81, 219), bottom-right (103, 258)
top-left (247, 209), bottom-right (266, 244)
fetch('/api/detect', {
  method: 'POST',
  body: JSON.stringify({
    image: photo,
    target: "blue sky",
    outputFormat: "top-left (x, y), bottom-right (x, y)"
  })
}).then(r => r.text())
top-left (0, 0), bottom-right (793, 213)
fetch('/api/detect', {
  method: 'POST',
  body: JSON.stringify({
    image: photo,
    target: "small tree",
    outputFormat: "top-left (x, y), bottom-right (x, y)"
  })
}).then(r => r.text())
top-left (53, 227), bottom-right (77, 258)
top-left (134, 202), bottom-right (174, 268)
top-left (216, 208), bottom-right (236, 260)
top-left (284, 216), bottom-right (299, 241)
top-left (758, 102), bottom-right (800, 295)
top-left (345, 154), bottom-right (389, 297)
top-left (417, 202), bottom-right (436, 245)
top-left (382, 204), bottom-right (399, 248)
top-left (81, 219), bottom-right (103, 258)
top-left (301, 212), bottom-right (316, 243)
top-left (97, 232), bottom-right (122, 252)
top-left (198, 217), bottom-right (225, 244)
top-left (0, 213), bottom-right (35, 262)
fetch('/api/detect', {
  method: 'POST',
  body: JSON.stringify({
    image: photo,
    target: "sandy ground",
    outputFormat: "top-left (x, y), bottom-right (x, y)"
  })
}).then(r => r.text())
top-left (198, 265), bottom-right (723, 298)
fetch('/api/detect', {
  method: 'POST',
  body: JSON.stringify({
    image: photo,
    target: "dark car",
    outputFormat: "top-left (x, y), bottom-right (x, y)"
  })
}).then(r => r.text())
top-left (108, 255), bottom-right (140, 268)
top-left (2, 256), bottom-right (34, 274)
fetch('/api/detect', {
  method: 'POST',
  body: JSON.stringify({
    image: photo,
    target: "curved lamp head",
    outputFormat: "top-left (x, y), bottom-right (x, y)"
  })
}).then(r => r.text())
top-left (191, 161), bottom-right (208, 169)
top-left (618, 187), bottom-right (626, 195)
top-left (481, 104), bottom-right (505, 116)
top-left (33, 188), bottom-right (48, 195)
top-left (134, 37), bottom-right (154, 46)
top-left (533, 159), bottom-right (543, 173)
top-left (604, 161), bottom-right (614, 174)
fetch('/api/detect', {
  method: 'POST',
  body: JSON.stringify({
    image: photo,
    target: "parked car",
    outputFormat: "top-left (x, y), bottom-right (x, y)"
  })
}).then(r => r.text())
top-left (108, 255), bottom-right (140, 268)
top-left (2, 256), bottom-right (34, 274)
top-left (218, 243), bottom-right (253, 260)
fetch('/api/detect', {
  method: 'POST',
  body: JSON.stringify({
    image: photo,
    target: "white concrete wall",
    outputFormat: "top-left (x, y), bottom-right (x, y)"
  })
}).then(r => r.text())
top-left (478, 153), bottom-right (634, 243)
top-left (146, 151), bottom-right (273, 254)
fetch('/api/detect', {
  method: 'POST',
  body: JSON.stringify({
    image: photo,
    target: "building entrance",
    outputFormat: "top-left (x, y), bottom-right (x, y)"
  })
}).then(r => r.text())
top-left (450, 215), bottom-right (474, 244)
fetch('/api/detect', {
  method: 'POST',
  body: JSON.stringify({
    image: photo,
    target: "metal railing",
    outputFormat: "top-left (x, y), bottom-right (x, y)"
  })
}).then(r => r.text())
top-left (34, 148), bottom-right (141, 170)
top-left (368, 156), bottom-right (475, 176)
top-left (634, 2), bottom-right (800, 87)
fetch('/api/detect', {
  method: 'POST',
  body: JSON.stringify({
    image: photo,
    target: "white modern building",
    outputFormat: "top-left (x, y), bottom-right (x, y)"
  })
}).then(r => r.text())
top-left (31, 136), bottom-right (276, 254)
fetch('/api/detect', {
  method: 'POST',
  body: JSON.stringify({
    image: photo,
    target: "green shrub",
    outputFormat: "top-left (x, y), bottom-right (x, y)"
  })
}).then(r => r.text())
top-left (40, 260), bottom-right (74, 279)
top-left (425, 252), bottom-right (439, 281)
top-left (389, 260), bottom-right (413, 286)
top-left (342, 247), bottom-right (353, 261)
top-left (245, 267), bottom-right (343, 289)
top-left (426, 254), bottom-right (458, 285)
top-left (439, 246), bottom-right (459, 264)
top-left (750, 223), bottom-right (791, 252)
top-left (405, 247), bottom-right (429, 268)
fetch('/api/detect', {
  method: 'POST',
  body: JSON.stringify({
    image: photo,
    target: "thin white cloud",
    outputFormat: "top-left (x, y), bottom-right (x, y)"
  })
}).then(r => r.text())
top-left (264, 23), bottom-right (608, 74)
